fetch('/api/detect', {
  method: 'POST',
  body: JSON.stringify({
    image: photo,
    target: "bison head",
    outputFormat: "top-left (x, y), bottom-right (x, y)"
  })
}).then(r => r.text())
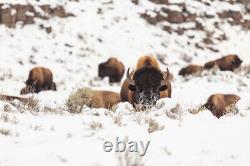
top-left (231, 55), bottom-right (242, 69)
top-left (127, 67), bottom-right (169, 107)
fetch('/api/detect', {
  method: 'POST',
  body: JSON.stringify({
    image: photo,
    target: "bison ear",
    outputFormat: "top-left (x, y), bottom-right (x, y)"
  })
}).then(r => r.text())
top-left (159, 85), bottom-right (167, 91)
top-left (128, 85), bottom-right (136, 91)
top-left (160, 85), bottom-right (168, 91)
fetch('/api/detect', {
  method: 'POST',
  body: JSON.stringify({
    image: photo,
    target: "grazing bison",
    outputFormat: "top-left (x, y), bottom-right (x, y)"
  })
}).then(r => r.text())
top-left (20, 67), bottom-right (56, 94)
top-left (204, 55), bottom-right (242, 71)
top-left (204, 93), bottom-right (240, 118)
top-left (120, 55), bottom-right (171, 109)
top-left (98, 57), bottom-right (125, 83)
top-left (179, 64), bottom-right (203, 76)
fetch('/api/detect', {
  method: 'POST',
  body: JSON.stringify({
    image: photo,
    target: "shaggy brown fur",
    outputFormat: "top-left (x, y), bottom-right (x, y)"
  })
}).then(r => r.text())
top-left (98, 57), bottom-right (125, 83)
top-left (120, 55), bottom-right (171, 108)
top-left (21, 67), bottom-right (56, 94)
top-left (204, 93), bottom-right (240, 118)
top-left (204, 55), bottom-right (242, 71)
top-left (179, 64), bottom-right (203, 76)
top-left (136, 55), bottom-right (160, 69)
top-left (91, 90), bottom-right (121, 109)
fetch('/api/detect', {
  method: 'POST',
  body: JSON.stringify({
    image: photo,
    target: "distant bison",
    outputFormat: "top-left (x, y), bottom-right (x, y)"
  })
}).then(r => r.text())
top-left (204, 55), bottom-right (242, 71)
top-left (20, 67), bottom-right (56, 94)
top-left (120, 55), bottom-right (171, 109)
top-left (179, 64), bottom-right (203, 76)
top-left (204, 93), bottom-right (240, 118)
top-left (98, 57), bottom-right (125, 83)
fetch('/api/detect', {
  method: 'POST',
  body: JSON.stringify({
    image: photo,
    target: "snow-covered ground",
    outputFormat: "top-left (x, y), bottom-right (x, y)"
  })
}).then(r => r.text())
top-left (0, 0), bottom-right (250, 165)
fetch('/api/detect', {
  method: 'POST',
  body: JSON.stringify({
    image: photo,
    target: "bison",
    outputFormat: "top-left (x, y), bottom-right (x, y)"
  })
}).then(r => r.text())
top-left (179, 64), bottom-right (203, 76)
top-left (204, 93), bottom-right (240, 118)
top-left (20, 67), bottom-right (56, 94)
top-left (204, 55), bottom-right (242, 71)
top-left (120, 55), bottom-right (171, 109)
top-left (67, 88), bottom-right (121, 112)
top-left (98, 57), bottom-right (125, 83)
top-left (91, 90), bottom-right (121, 109)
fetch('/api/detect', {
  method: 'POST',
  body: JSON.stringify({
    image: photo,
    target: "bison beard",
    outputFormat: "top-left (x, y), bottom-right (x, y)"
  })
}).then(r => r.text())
top-left (128, 67), bottom-right (168, 108)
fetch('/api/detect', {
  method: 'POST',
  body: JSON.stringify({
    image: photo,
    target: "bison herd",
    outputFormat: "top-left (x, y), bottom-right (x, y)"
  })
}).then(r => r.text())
top-left (3, 54), bottom-right (243, 118)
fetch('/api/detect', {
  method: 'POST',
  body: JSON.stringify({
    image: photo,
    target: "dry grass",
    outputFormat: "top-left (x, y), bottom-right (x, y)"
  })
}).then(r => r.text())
top-left (89, 121), bottom-right (103, 130)
top-left (3, 104), bottom-right (12, 112)
top-left (23, 96), bottom-right (39, 111)
top-left (147, 118), bottom-right (164, 133)
top-left (0, 128), bottom-right (11, 136)
top-left (188, 105), bottom-right (207, 115)
top-left (238, 65), bottom-right (250, 75)
top-left (166, 104), bottom-right (182, 120)
top-left (113, 114), bottom-right (123, 126)
top-left (116, 137), bottom-right (144, 166)
top-left (0, 113), bottom-right (10, 123)
top-left (224, 104), bottom-right (239, 116)
top-left (66, 88), bottom-right (93, 113)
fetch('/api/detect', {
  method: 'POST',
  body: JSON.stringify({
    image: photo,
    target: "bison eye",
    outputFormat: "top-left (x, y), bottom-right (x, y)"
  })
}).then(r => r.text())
top-left (159, 85), bottom-right (168, 91)
top-left (128, 85), bottom-right (136, 91)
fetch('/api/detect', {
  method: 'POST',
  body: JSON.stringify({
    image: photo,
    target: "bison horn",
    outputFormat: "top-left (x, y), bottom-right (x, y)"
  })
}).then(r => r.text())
top-left (126, 68), bottom-right (135, 85)
top-left (161, 68), bottom-right (169, 86)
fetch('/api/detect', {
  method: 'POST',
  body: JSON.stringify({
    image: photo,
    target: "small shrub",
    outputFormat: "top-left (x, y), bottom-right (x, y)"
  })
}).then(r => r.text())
top-left (166, 104), bottom-right (182, 120)
top-left (116, 137), bottom-right (144, 166)
top-left (224, 104), bottom-right (239, 116)
top-left (147, 118), bottom-right (164, 133)
top-left (188, 105), bottom-right (207, 114)
top-left (239, 65), bottom-right (250, 75)
top-left (3, 104), bottom-right (12, 112)
top-left (89, 121), bottom-right (103, 130)
top-left (66, 88), bottom-right (94, 113)
top-left (0, 128), bottom-right (11, 136)
top-left (23, 96), bottom-right (39, 111)
top-left (113, 114), bottom-right (123, 126)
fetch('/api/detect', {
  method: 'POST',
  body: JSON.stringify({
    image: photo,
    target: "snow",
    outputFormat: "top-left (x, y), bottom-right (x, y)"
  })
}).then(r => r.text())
top-left (0, 0), bottom-right (250, 166)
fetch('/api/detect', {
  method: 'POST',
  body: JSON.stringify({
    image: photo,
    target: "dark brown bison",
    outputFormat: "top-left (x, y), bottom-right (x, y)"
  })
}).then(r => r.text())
top-left (20, 67), bottom-right (56, 94)
top-left (120, 55), bottom-right (171, 109)
top-left (179, 64), bottom-right (203, 76)
top-left (91, 90), bottom-right (120, 109)
top-left (98, 57), bottom-right (125, 83)
top-left (204, 93), bottom-right (240, 118)
top-left (204, 55), bottom-right (242, 71)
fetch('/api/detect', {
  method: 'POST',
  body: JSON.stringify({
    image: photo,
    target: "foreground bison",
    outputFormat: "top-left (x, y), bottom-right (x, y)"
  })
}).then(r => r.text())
top-left (67, 88), bottom-right (120, 112)
top-left (204, 55), bottom-right (242, 71)
top-left (20, 67), bottom-right (56, 94)
top-left (120, 55), bottom-right (171, 109)
top-left (98, 57), bottom-right (125, 83)
top-left (204, 93), bottom-right (240, 118)
top-left (179, 64), bottom-right (203, 76)
top-left (91, 90), bottom-right (120, 109)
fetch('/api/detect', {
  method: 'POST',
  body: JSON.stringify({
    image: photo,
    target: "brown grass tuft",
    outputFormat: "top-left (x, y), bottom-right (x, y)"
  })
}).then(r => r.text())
top-left (66, 88), bottom-right (93, 113)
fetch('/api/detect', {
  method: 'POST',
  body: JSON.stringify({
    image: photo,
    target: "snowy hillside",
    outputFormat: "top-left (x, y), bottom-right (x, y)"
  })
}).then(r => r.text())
top-left (0, 0), bottom-right (250, 165)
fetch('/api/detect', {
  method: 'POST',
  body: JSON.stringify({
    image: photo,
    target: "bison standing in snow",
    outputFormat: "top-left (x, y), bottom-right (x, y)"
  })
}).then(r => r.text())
top-left (20, 67), bottom-right (56, 94)
top-left (204, 93), bottom-right (240, 118)
top-left (120, 55), bottom-right (171, 109)
top-left (98, 57), bottom-right (125, 83)
top-left (204, 55), bottom-right (242, 71)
